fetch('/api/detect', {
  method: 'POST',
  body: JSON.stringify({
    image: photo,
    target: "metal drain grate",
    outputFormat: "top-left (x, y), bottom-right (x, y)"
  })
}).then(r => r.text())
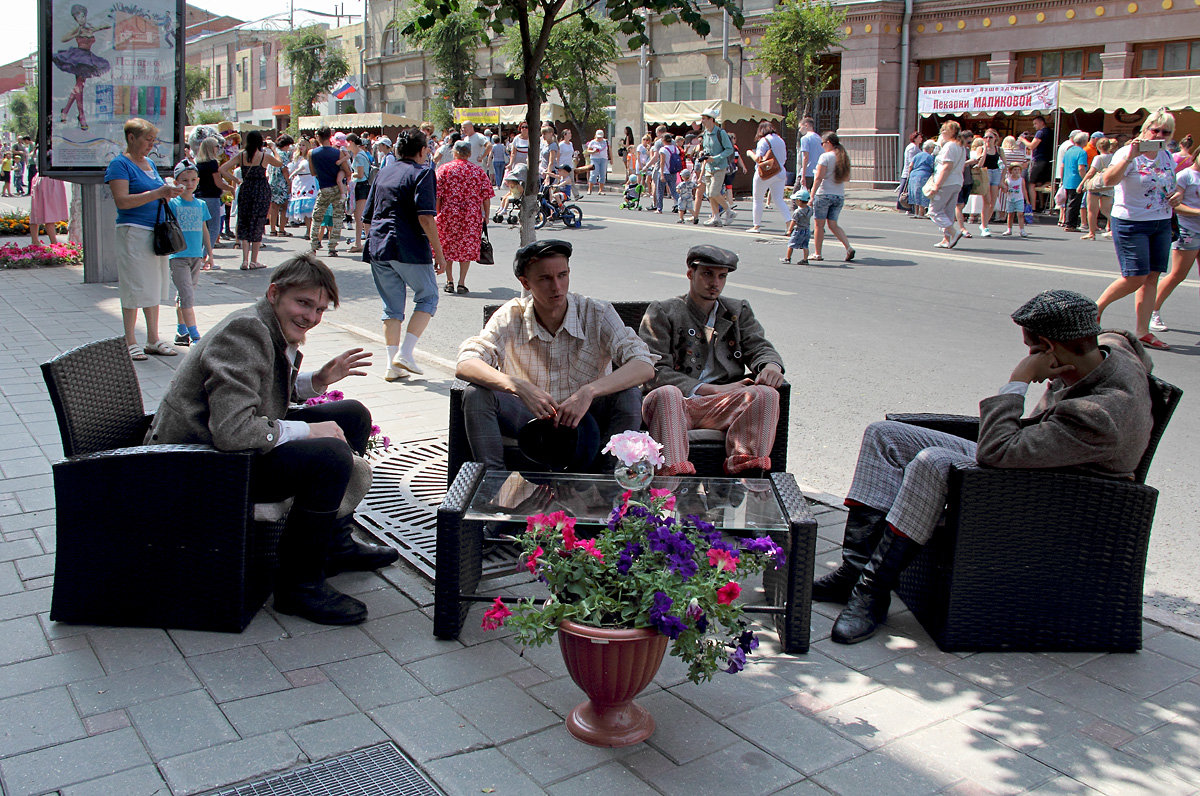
top-left (208, 742), bottom-right (442, 795)
top-left (354, 439), bottom-right (518, 581)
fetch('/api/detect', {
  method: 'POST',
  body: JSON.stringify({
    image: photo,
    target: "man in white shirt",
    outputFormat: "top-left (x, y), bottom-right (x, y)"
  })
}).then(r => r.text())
top-left (457, 239), bottom-right (655, 471)
top-left (461, 121), bottom-right (493, 169)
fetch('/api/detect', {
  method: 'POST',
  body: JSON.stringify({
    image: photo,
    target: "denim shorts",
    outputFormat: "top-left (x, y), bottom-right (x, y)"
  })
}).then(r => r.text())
top-left (1111, 216), bottom-right (1172, 277)
top-left (1173, 225), bottom-right (1200, 251)
top-left (788, 227), bottom-right (811, 249)
top-left (371, 259), bottom-right (439, 321)
top-left (988, 168), bottom-right (1002, 186)
top-left (813, 193), bottom-right (844, 221)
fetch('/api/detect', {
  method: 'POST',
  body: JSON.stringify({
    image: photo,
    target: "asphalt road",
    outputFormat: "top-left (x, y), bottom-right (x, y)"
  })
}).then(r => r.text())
top-left (228, 193), bottom-right (1200, 619)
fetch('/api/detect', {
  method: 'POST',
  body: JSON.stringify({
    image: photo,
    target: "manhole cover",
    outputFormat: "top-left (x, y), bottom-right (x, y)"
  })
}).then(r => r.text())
top-left (355, 439), bottom-right (518, 581)
top-left (208, 742), bottom-right (442, 795)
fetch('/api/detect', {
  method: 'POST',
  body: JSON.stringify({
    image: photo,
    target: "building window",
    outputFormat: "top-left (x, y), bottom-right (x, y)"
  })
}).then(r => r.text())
top-left (1017, 47), bottom-right (1102, 80)
top-left (258, 56), bottom-right (267, 90)
top-left (1133, 39), bottom-right (1200, 76)
top-left (382, 25), bottom-right (398, 56)
top-left (918, 56), bottom-right (990, 86)
top-left (241, 57), bottom-right (248, 92)
top-left (386, 100), bottom-right (407, 115)
top-left (215, 64), bottom-right (222, 97)
top-left (658, 79), bottom-right (706, 102)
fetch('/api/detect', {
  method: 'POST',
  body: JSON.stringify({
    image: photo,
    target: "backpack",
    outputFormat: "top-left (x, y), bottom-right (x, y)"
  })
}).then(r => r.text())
top-left (667, 146), bottom-right (683, 175)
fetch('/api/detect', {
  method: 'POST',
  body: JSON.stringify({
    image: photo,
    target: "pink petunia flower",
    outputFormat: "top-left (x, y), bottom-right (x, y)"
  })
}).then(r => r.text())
top-left (717, 581), bottom-right (742, 605)
top-left (649, 488), bottom-right (676, 511)
top-left (481, 597), bottom-right (512, 630)
top-left (524, 545), bottom-right (544, 574)
top-left (707, 548), bottom-right (739, 572)
top-left (575, 539), bottom-right (604, 561)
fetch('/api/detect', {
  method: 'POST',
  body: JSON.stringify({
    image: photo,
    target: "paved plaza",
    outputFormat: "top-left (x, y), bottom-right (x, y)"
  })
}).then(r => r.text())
top-left (2, 228), bottom-right (1200, 794)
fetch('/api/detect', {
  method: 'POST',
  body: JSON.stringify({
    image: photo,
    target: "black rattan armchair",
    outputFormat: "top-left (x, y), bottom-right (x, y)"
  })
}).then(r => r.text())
top-left (447, 302), bottom-right (791, 485)
top-left (42, 337), bottom-right (284, 632)
top-left (886, 374), bottom-right (1182, 652)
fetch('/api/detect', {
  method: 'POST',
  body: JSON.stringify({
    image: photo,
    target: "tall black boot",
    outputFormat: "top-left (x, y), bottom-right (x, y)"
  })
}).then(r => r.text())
top-left (831, 528), bottom-right (920, 645)
top-left (812, 506), bottom-right (888, 603)
top-left (326, 517), bottom-right (400, 575)
top-left (274, 508), bottom-right (367, 625)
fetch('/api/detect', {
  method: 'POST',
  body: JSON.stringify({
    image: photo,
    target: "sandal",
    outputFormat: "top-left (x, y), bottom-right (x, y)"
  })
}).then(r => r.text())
top-left (248, 262), bottom-right (267, 270)
top-left (240, 262), bottom-right (251, 270)
top-left (348, 245), bottom-right (363, 253)
top-left (810, 254), bottom-right (824, 261)
top-left (443, 282), bottom-right (455, 294)
top-left (143, 340), bottom-right (179, 356)
top-left (456, 284), bottom-right (469, 294)
top-left (1139, 334), bottom-right (1170, 351)
top-left (845, 248), bottom-right (856, 262)
top-left (128, 344), bottom-right (147, 361)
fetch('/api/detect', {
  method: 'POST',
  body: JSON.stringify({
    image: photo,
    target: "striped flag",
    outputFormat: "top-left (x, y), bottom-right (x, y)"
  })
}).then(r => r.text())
top-left (333, 82), bottom-right (355, 99)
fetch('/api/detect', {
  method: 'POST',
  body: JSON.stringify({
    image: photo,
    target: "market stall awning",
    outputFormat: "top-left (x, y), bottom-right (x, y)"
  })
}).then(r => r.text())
top-left (642, 100), bottom-right (781, 125)
top-left (297, 112), bottom-right (422, 132)
top-left (1057, 77), bottom-right (1200, 113)
top-left (452, 103), bottom-right (567, 125)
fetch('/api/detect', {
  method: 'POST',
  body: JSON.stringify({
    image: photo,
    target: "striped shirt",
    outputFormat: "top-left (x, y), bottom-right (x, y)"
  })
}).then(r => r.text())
top-left (458, 293), bottom-right (656, 403)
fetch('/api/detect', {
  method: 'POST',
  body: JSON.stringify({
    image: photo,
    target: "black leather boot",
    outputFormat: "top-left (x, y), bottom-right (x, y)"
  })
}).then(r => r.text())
top-left (831, 528), bottom-right (920, 644)
top-left (812, 506), bottom-right (888, 603)
top-left (326, 518), bottom-right (400, 575)
top-left (274, 508), bottom-right (367, 625)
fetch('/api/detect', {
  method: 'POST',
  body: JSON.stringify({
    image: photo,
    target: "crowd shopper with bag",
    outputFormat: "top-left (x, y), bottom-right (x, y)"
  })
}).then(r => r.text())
top-left (746, 120), bottom-right (790, 234)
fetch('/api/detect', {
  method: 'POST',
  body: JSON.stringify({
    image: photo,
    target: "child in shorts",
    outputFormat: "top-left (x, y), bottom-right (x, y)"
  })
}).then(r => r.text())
top-left (494, 163), bottom-right (528, 223)
top-left (1001, 164), bottom-right (1031, 238)
top-left (781, 189), bottom-right (813, 264)
top-left (168, 160), bottom-right (213, 346)
top-left (550, 163), bottom-right (574, 207)
top-left (675, 169), bottom-right (696, 223)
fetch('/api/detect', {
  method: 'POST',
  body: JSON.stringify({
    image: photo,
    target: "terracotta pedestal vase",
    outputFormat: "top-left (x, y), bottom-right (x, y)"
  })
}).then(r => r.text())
top-left (557, 620), bottom-right (668, 747)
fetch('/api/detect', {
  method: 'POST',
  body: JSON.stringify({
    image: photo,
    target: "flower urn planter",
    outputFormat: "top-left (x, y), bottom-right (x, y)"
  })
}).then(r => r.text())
top-left (557, 619), bottom-right (668, 747)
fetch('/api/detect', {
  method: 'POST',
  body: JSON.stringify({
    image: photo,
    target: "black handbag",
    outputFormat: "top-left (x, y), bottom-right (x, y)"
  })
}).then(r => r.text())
top-left (478, 222), bottom-right (494, 265)
top-left (152, 199), bottom-right (186, 256)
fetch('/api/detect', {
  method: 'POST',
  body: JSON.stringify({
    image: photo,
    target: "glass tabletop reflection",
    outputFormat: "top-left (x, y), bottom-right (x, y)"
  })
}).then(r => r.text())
top-left (462, 471), bottom-right (787, 533)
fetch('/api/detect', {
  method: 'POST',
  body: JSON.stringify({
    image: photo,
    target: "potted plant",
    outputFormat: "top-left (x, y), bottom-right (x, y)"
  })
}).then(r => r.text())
top-left (481, 461), bottom-right (786, 747)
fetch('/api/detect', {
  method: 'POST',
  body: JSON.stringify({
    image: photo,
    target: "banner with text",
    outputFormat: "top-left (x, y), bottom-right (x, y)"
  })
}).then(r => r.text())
top-left (917, 82), bottom-right (1059, 116)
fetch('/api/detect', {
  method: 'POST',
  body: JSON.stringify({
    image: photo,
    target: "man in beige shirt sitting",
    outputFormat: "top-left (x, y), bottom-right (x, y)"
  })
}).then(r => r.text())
top-left (456, 239), bottom-right (656, 471)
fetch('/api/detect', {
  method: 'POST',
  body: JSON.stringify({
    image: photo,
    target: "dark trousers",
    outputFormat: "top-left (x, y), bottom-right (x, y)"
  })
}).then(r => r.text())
top-left (463, 384), bottom-right (642, 471)
top-left (250, 399), bottom-right (371, 513)
top-left (1066, 188), bottom-right (1084, 229)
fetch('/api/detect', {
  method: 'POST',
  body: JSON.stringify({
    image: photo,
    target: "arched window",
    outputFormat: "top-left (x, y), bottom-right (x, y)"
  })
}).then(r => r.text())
top-left (382, 23), bottom-right (398, 56)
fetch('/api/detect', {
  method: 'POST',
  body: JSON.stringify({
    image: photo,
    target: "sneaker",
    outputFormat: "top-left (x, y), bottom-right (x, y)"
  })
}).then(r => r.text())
top-left (1000, 230), bottom-right (1012, 237)
top-left (723, 209), bottom-right (738, 223)
top-left (980, 227), bottom-right (992, 237)
top-left (702, 216), bottom-right (721, 226)
top-left (384, 366), bottom-right (408, 382)
top-left (391, 353), bottom-right (425, 376)
top-left (174, 333), bottom-right (191, 347)
top-left (1020, 230), bottom-right (1029, 237)
top-left (1149, 311), bottom-right (1168, 333)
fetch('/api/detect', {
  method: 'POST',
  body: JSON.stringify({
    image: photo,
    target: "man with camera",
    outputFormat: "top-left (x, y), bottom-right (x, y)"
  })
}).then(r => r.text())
top-left (699, 107), bottom-right (737, 226)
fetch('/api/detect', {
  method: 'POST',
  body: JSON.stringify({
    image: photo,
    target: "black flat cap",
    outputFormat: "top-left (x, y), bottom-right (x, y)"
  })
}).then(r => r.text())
top-left (686, 244), bottom-right (738, 272)
top-left (514, 239), bottom-right (573, 277)
top-left (1011, 289), bottom-right (1102, 341)
top-left (516, 415), bottom-right (601, 471)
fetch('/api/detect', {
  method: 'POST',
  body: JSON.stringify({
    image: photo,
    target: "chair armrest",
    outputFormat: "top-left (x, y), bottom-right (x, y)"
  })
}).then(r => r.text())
top-left (886, 413), bottom-right (980, 442)
top-left (448, 380), bottom-right (472, 488)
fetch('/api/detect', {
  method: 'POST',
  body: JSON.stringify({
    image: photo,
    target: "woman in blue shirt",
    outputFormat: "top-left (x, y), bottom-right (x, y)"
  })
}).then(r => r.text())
top-left (105, 117), bottom-right (184, 361)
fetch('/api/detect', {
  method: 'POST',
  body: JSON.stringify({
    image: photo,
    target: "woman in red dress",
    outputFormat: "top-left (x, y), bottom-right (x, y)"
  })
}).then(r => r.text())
top-left (435, 140), bottom-right (494, 294)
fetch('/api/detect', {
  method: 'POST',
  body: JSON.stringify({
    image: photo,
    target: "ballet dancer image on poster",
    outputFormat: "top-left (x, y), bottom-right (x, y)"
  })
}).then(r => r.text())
top-left (53, 4), bottom-right (112, 131)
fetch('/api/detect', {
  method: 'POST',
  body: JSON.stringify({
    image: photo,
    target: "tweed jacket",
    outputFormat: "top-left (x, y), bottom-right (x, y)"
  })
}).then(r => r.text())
top-left (639, 294), bottom-right (784, 395)
top-left (146, 298), bottom-right (299, 453)
top-left (976, 331), bottom-right (1153, 479)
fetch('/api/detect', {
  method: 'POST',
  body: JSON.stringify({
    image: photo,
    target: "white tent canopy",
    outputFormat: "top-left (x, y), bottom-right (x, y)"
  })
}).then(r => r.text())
top-left (642, 100), bottom-right (781, 125)
top-left (453, 103), bottom-right (567, 125)
top-left (298, 112), bottom-right (422, 132)
top-left (1057, 77), bottom-right (1200, 113)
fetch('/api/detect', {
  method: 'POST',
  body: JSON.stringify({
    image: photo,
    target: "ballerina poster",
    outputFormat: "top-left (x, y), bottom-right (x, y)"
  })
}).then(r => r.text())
top-left (40, 0), bottom-right (183, 175)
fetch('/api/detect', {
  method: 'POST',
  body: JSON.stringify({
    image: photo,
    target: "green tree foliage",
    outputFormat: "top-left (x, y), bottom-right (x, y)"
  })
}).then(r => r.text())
top-left (750, 0), bottom-right (844, 164)
top-left (194, 109), bottom-right (225, 125)
top-left (183, 64), bottom-right (210, 125)
top-left (398, 6), bottom-right (483, 112)
top-left (3, 82), bottom-right (38, 138)
top-left (500, 16), bottom-right (618, 142)
top-left (404, 0), bottom-right (739, 241)
top-left (282, 25), bottom-right (352, 121)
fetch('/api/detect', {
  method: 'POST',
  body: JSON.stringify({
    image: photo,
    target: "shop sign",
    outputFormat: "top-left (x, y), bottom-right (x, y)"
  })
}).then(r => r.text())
top-left (917, 82), bottom-right (1058, 115)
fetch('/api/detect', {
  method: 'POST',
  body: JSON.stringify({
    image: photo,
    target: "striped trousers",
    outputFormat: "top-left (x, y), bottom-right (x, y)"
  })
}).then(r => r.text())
top-left (643, 384), bottom-right (779, 476)
top-left (845, 420), bottom-right (978, 544)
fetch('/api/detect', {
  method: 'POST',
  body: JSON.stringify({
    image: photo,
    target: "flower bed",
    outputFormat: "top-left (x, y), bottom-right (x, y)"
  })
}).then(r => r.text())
top-left (0, 242), bottom-right (83, 268)
top-left (0, 211), bottom-right (69, 237)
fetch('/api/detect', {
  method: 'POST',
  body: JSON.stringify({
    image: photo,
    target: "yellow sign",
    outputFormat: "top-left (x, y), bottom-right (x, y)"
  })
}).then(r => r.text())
top-left (453, 107), bottom-right (501, 124)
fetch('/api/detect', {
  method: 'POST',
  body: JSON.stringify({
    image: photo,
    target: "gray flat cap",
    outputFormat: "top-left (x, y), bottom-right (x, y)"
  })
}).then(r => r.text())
top-left (686, 244), bottom-right (738, 271)
top-left (1011, 289), bottom-right (1101, 340)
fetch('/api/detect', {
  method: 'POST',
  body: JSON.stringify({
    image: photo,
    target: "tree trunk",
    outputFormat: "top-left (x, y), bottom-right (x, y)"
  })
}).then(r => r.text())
top-left (521, 72), bottom-right (542, 245)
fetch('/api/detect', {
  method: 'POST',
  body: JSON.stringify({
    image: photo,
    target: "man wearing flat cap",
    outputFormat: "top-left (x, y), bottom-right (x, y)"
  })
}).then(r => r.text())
top-left (456, 239), bottom-right (656, 471)
top-left (639, 244), bottom-right (785, 476)
top-left (818, 289), bottom-right (1155, 645)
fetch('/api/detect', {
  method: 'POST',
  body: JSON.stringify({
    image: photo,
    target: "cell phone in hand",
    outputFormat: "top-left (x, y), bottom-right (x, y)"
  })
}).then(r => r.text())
top-left (1139, 139), bottom-right (1166, 153)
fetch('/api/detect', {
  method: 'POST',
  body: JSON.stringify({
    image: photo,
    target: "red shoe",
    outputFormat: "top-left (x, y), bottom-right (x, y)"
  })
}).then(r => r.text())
top-left (1139, 333), bottom-right (1170, 351)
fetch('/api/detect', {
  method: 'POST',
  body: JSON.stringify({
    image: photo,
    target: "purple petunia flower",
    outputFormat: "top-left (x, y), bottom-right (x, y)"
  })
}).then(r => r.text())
top-left (668, 551), bottom-right (698, 580)
top-left (660, 615), bottom-right (687, 640)
top-left (743, 536), bottom-right (787, 567)
top-left (725, 647), bottom-right (747, 673)
top-left (738, 629), bottom-right (759, 654)
top-left (617, 542), bottom-right (643, 575)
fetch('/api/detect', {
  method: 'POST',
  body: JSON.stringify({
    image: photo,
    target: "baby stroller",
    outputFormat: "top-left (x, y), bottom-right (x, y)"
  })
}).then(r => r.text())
top-left (621, 176), bottom-right (645, 210)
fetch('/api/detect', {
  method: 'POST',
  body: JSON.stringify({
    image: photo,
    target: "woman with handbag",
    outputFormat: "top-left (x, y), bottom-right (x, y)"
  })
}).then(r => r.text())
top-left (435, 139), bottom-right (495, 294)
top-left (746, 120), bottom-right (791, 234)
top-left (104, 117), bottom-right (184, 361)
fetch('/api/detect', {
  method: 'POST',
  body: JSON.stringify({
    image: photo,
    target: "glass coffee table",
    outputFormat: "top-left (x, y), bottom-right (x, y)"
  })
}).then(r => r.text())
top-left (434, 463), bottom-right (817, 653)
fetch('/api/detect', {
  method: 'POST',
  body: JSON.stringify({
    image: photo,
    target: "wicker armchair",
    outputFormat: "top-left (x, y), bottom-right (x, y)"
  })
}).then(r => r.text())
top-left (447, 302), bottom-right (791, 485)
top-left (42, 337), bottom-right (284, 633)
top-left (886, 374), bottom-right (1182, 652)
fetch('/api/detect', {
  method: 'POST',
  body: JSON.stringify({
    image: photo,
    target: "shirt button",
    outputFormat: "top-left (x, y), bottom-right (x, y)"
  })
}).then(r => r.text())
top-left (267, 434), bottom-right (274, 442)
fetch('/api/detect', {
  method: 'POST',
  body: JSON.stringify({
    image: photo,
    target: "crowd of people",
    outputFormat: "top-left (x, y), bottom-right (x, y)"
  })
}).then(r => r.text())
top-left (898, 110), bottom-right (1199, 351)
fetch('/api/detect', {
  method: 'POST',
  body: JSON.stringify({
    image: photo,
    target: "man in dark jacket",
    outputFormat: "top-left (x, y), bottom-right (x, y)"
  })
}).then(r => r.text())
top-left (819, 289), bottom-right (1154, 645)
top-left (638, 245), bottom-right (785, 476)
top-left (146, 254), bottom-right (397, 625)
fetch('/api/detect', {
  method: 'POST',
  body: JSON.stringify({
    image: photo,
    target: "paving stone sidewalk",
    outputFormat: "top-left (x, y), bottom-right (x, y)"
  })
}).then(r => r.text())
top-left (2, 263), bottom-right (1200, 795)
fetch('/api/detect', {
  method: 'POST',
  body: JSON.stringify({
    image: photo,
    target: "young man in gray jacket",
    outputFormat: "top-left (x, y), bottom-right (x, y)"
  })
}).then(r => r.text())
top-left (146, 254), bottom-right (397, 625)
top-left (818, 289), bottom-right (1154, 644)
